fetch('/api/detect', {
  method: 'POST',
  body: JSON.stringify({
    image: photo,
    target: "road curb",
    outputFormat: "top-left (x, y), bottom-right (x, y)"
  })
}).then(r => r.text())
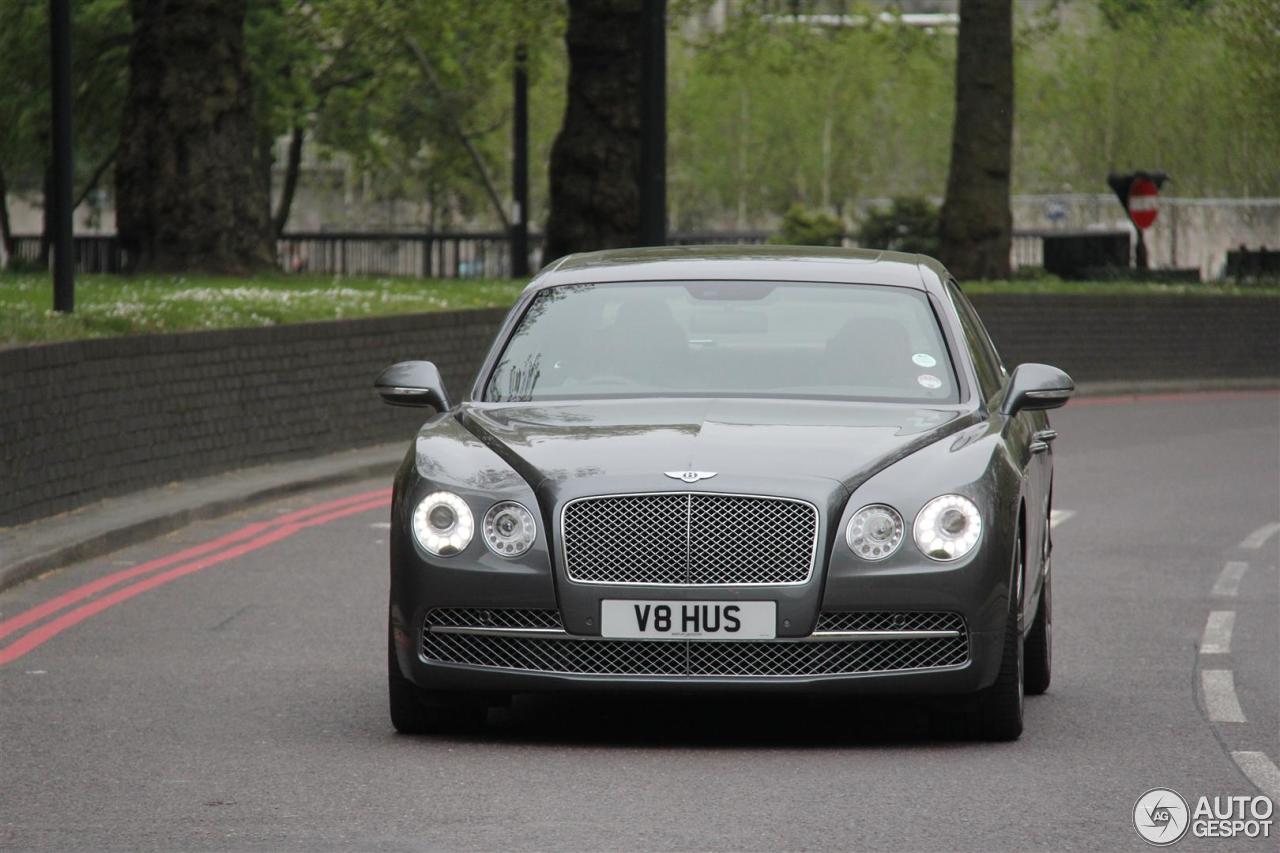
top-left (0, 444), bottom-right (404, 594)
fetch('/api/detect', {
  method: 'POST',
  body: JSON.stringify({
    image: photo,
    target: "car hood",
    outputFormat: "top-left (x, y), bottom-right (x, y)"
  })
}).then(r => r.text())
top-left (461, 397), bottom-right (978, 501)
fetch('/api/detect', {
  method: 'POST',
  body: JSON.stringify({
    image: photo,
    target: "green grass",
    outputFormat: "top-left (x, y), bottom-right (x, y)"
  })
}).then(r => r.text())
top-left (0, 273), bottom-right (526, 346)
top-left (2, 271), bottom-right (1274, 347)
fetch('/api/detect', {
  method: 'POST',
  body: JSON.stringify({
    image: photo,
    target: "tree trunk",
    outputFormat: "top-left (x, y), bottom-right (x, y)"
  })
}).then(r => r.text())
top-left (544, 0), bottom-right (645, 261)
top-left (115, 0), bottom-right (273, 274)
top-left (273, 123), bottom-right (303, 236)
top-left (938, 0), bottom-right (1014, 281)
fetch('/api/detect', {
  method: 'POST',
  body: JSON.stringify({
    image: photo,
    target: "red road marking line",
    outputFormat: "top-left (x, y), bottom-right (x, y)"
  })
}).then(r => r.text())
top-left (1071, 389), bottom-right (1278, 407)
top-left (0, 488), bottom-right (390, 642)
top-left (0, 496), bottom-right (390, 666)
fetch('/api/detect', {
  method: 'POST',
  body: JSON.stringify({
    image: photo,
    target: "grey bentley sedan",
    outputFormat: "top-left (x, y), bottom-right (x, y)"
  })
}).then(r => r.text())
top-left (376, 245), bottom-right (1073, 740)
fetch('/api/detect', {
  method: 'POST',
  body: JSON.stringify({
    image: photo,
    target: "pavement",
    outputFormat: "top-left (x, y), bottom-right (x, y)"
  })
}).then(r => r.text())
top-left (0, 389), bottom-right (1277, 850)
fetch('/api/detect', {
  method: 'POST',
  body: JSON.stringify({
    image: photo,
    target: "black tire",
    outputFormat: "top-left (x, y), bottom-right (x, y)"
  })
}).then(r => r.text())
top-left (388, 623), bottom-right (485, 735)
top-left (974, 532), bottom-right (1025, 741)
top-left (1023, 564), bottom-right (1052, 696)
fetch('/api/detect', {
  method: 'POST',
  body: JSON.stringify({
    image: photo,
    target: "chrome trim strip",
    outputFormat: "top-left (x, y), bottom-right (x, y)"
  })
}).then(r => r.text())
top-left (559, 491), bottom-right (821, 587)
top-left (422, 659), bottom-right (972, 680)
top-left (429, 626), bottom-right (569, 639)
top-left (427, 626), bottom-right (959, 642)
top-left (806, 629), bottom-right (961, 641)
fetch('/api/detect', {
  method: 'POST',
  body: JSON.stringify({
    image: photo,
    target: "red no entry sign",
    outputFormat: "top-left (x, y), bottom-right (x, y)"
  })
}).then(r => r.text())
top-left (1128, 177), bottom-right (1159, 230)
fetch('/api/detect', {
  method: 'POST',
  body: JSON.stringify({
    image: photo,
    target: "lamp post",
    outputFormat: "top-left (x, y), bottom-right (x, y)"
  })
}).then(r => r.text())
top-left (50, 0), bottom-right (75, 312)
top-left (511, 45), bottom-right (530, 278)
top-left (638, 0), bottom-right (666, 247)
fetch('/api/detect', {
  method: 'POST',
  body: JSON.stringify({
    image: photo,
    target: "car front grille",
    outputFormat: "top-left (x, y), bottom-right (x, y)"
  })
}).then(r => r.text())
top-left (421, 609), bottom-right (968, 677)
top-left (561, 493), bottom-right (819, 586)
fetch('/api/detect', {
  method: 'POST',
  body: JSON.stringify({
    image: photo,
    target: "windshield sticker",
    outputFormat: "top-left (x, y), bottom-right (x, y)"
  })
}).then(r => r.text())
top-left (912, 353), bottom-right (937, 368)
top-left (917, 374), bottom-right (942, 390)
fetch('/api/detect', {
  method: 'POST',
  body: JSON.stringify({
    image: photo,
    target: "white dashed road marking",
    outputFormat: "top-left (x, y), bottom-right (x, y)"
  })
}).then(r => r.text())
top-left (1239, 521), bottom-right (1280, 550)
top-left (1199, 611), bottom-right (1235, 655)
top-left (369, 522), bottom-right (391, 529)
top-left (1211, 561), bottom-right (1249, 597)
top-left (1232, 752), bottom-right (1280, 803)
top-left (1049, 510), bottom-right (1075, 528)
top-left (1202, 670), bottom-right (1248, 723)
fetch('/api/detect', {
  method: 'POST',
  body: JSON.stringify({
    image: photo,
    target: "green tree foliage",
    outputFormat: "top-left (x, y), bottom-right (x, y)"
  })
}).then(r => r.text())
top-left (670, 2), bottom-right (1279, 231)
top-left (1015, 1), bottom-right (1280, 196)
top-left (275, 0), bottom-right (563, 229)
top-left (669, 11), bottom-right (953, 229)
top-left (0, 0), bottom-right (129, 252)
top-left (858, 197), bottom-right (940, 255)
top-left (769, 204), bottom-right (844, 246)
top-left (2, 1), bottom-right (1276, 251)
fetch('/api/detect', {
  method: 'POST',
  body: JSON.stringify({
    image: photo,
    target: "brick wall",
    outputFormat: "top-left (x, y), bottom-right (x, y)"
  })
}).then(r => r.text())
top-left (0, 308), bottom-right (508, 526)
top-left (969, 294), bottom-right (1280, 382)
top-left (1, 296), bottom-right (1276, 528)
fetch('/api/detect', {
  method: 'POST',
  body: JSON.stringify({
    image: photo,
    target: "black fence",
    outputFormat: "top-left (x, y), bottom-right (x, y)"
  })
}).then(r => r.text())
top-left (9, 228), bottom-right (1056, 278)
top-left (7, 234), bottom-right (129, 273)
top-left (280, 231), bottom-right (526, 278)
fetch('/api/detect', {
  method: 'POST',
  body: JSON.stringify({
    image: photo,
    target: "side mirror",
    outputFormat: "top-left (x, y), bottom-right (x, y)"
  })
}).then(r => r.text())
top-left (1000, 363), bottom-right (1074, 416)
top-left (374, 361), bottom-right (450, 409)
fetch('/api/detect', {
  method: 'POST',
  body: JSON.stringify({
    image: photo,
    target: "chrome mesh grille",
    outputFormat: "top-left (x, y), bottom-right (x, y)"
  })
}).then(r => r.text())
top-left (816, 611), bottom-right (965, 633)
top-left (421, 610), bottom-right (968, 677)
top-left (562, 493), bottom-right (818, 585)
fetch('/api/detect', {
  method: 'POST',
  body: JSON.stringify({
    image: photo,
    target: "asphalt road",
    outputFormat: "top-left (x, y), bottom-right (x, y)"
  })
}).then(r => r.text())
top-left (2, 392), bottom-right (1277, 852)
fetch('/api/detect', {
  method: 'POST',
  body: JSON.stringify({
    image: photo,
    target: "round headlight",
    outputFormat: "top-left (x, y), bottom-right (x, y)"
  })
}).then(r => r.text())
top-left (845, 504), bottom-right (905, 561)
top-left (913, 494), bottom-right (983, 561)
top-left (482, 501), bottom-right (537, 557)
top-left (412, 491), bottom-right (474, 556)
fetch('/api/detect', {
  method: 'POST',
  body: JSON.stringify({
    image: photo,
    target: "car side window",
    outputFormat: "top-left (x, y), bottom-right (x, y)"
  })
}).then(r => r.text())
top-left (946, 281), bottom-right (1006, 401)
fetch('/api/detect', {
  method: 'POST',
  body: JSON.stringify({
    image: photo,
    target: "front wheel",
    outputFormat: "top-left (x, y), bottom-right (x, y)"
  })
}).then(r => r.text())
top-left (974, 533), bottom-right (1025, 741)
top-left (388, 622), bottom-right (486, 734)
top-left (1023, 564), bottom-right (1052, 695)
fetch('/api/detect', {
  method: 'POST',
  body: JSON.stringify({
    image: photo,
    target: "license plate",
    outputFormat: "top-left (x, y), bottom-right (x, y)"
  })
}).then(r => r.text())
top-left (600, 600), bottom-right (776, 640)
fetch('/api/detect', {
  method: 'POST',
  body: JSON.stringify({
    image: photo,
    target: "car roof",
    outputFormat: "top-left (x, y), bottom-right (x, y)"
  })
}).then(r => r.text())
top-left (529, 244), bottom-right (951, 291)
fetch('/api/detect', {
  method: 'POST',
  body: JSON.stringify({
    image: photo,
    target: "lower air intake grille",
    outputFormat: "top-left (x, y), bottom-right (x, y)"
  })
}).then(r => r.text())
top-left (816, 611), bottom-right (965, 633)
top-left (422, 609), bottom-right (968, 677)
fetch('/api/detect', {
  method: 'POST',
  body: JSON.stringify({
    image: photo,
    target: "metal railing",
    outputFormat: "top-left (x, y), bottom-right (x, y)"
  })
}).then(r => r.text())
top-left (277, 231), bottom-right (524, 279)
top-left (7, 234), bottom-right (129, 274)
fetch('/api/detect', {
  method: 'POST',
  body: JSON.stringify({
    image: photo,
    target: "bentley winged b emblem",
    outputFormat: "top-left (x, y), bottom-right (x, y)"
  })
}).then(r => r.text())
top-left (665, 470), bottom-right (717, 484)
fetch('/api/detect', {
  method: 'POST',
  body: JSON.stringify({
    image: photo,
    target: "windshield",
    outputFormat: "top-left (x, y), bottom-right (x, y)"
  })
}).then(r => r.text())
top-left (484, 281), bottom-right (958, 404)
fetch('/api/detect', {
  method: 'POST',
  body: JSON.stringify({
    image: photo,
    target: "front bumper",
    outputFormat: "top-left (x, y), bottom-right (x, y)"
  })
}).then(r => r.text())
top-left (389, 478), bottom-right (1015, 698)
top-left (391, 606), bottom-right (1005, 696)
